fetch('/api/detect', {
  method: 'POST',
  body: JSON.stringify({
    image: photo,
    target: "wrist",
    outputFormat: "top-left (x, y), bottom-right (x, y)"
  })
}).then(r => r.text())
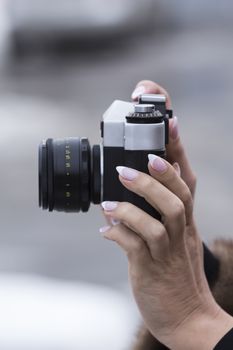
top-left (166, 303), bottom-right (233, 350)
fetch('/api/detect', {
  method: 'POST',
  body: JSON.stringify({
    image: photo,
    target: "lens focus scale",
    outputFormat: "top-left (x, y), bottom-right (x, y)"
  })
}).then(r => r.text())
top-left (53, 138), bottom-right (82, 212)
top-left (79, 138), bottom-right (91, 212)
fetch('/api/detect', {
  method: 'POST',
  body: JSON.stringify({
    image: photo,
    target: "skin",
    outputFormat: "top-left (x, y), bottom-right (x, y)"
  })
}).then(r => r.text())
top-left (100, 81), bottom-right (233, 349)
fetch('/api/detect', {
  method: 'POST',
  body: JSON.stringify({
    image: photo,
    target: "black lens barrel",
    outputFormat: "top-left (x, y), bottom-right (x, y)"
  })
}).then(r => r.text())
top-left (91, 145), bottom-right (101, 204)
top-left (39, 137), bottom-right (101, 213)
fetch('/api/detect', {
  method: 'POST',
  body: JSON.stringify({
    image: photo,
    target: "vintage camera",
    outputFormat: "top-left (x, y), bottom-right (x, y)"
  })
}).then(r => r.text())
top-left (39, 94), bottom-right (173, 219)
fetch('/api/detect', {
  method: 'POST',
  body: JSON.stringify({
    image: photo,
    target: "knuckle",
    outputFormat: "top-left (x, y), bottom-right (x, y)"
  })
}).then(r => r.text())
top-left (131, 237), bottom-right (145, 254)
top-left (148, 222), bottom-right (167, 244)
top-left (169, 199), bottom-right (185, 220)
top-left (156, 226), bottom-right (167, 242)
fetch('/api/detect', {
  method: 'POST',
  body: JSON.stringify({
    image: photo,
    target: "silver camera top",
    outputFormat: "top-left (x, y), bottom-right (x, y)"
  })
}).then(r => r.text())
top-left (102, 94), bottom-right (167, 151)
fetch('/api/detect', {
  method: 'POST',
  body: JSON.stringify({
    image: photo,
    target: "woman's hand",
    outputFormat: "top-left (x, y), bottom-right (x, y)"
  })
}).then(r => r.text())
top-left (100, 157), bottom-right (233, 350)
top-left (131, 80), bottom-right (197, 198)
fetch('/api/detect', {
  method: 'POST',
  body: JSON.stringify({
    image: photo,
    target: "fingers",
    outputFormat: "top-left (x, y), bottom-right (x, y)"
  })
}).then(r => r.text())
top-left (147, 154), bottom-right (193, 225)
top-left (101, 222), bottom-right (152, 266)
top-left (101, 201), bottom-right (169, 261)
top-left (112, 167), bottom-right (186, 243)
top-left (131, 80), bottom-right (197, 197)
top-left (131, 80), bottom-right (172, 109)
top-left (100, 158), bottom-right (193, 260)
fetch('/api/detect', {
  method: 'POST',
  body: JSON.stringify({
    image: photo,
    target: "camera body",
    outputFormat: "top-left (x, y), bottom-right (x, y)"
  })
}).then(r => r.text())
top-left (102, 94), bottom-right (171, 218)
top-left (39, 94), bottom-right (172, 219)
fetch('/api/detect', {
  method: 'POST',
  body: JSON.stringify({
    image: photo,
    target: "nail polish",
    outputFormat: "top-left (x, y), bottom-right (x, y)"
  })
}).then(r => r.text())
top-left (99, 226), bottom-right (111, 233)
top-left (173, 162), bottom-right (181, 177)
top-left (101, 201), bottom-right (118, 211)
top-left (148, 154), bottom-right (167, 173)
top-left (116, 166), bottom-right (139, 180)
top-left (111, 218), bottom-right (121, 226)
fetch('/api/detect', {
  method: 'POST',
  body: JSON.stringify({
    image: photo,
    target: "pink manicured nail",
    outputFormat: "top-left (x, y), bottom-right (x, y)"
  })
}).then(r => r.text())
top-left (101, 201), bottom-right (118, 211)
top-left (131, 85), bottom-right (146, 100)
top-left (173, 162), bottom-right (181, 177)
top-left (170, 116), bottom-right (179, 140)
top-left (116, 166), bottom-right (139, 180)
top-left (99, 225), bottom-right (111, 233)
top-left (111, 218), bottom-right (121, 226)
top-left (148, 154), bottom-right (167, 173)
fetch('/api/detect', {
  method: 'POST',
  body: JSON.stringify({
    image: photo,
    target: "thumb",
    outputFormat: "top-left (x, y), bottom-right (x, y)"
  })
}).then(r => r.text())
top-left (173, 162), bottom-right (181, 177)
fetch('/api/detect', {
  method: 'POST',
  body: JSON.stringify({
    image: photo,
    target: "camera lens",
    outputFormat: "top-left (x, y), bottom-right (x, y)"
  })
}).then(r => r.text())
top-left (39, 138), bottom-right (101, 212)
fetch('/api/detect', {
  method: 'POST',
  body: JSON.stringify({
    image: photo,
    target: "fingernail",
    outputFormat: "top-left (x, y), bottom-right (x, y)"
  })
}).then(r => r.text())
top-left (111, 218), bottom-right (121, 226)
top-left (116, 166), bottom-right (139, 180)
top-left (173, 162), bottom-right (181, 177)
top-left (101, 201), bottom-right (118, 211)
top-left (170, 116), bottom-right (179, 140)
top-left (148, 154), bottom-right (167, 173)
top-left (99, 225), bottom-right (111, 233)
top-left (131, 85), bottom-right (146, 100)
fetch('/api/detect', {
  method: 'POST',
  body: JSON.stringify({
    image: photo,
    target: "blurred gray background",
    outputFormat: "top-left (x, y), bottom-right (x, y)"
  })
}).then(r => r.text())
top-left (0, 0), bottom-right (233, 348)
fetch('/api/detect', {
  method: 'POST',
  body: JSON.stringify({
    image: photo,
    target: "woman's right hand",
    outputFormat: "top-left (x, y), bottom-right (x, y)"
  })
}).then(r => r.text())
top-left (131, 80), bottom-right (197, 198)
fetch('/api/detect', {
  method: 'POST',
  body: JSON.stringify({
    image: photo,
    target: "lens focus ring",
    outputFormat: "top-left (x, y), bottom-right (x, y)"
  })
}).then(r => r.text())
top-left (38, 137), bottom-right (102, 213)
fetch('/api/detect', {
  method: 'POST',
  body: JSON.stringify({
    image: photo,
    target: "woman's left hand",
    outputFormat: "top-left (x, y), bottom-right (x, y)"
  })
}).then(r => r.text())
top-left (100, 155), bottom-right (233, 350)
